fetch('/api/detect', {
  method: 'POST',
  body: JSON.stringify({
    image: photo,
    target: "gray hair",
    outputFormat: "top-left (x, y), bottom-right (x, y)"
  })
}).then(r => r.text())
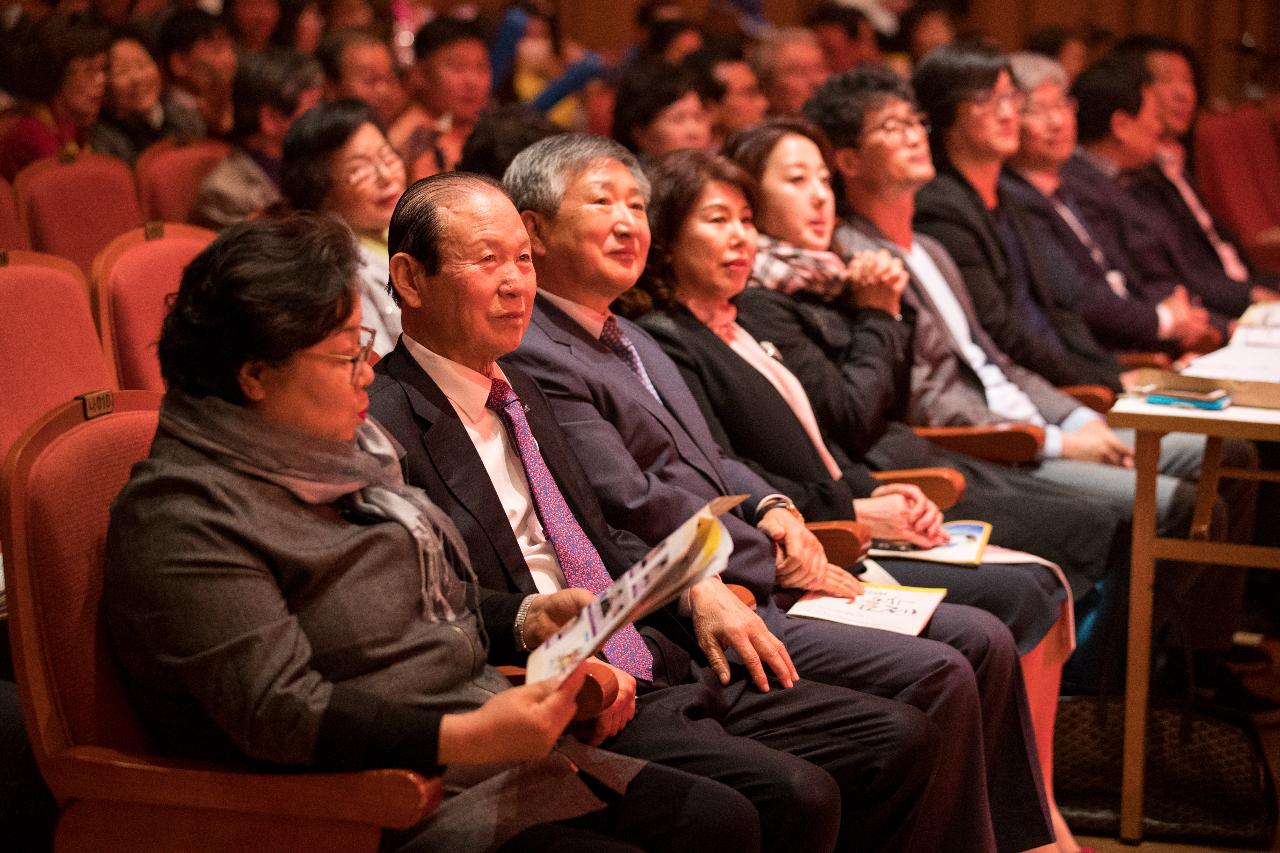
top-left (503, 133), bottom-right (651, 216)
top-left (752, 26), bottom-right (819, 84)
top-left (1008, 51), bottom-right (1068, 93)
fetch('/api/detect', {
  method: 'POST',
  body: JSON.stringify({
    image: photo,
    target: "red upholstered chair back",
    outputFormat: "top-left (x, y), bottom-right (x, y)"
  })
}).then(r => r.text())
top-left (1195, 105), bottom-right (1280, 244)
top-left (0, 393), bottom-right (162, 770)
top-left (13, 154), bottom-right (143, 274)
top-left (0, 174), bottom-right (27, 250)
top-left (93, 224), bottom-right (216, 391)
top-left (134, 140), bottom-right (231, 223)
top-left (0, 251), bottom-right (116, 460)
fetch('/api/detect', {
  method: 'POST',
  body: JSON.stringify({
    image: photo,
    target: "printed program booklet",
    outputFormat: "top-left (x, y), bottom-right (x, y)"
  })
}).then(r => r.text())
top-left (525, 495), bottom-right (745, 685)
top-left (787, 584), bottom-right (948, 636)
top-left (868, 520), bottom-right (993, 566)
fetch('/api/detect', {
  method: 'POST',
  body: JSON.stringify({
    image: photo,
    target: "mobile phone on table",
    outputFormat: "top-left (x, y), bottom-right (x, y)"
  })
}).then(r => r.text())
top-left (1146, 388), bottom-right (1231, 410)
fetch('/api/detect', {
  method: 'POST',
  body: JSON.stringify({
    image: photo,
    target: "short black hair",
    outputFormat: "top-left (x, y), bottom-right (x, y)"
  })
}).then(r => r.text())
top-left (803, 65), bottom-right (916, 150)
top-left (1026, 26), bottom-right (1076, 59)
top-left (804, 2), bottom-right (869, 37)
top-left (388, 172), bottom-right (510, 275)
top-left (315, 27), bottom-right (385, 84)
top-left (8, 13), bottom-right (110, 103)
top-left (230, 49), bottom-right (322, 140)
top-left (158, 8), bottom-right (227, 63)
top-left (911, 42), bottom-right (1009, 163)
top-left (457, 104), bottom-right (562, 180)
top-left (282, 98), bottom-right (381, 211)
top-left (159, 214), bottom-right (359, 403)
top-left (683, 42), bottom-right (747, 104)
top-left (413, 16), bottom-right (486, 63)
top-left (611, 58), bottom-right (700, 153)
top-left (1071, 53), bottom-right (1151, 144)
top-left (1111, 33), bottom-right (1200, 92)
top-left (643, 19), bottom-right (702, 58)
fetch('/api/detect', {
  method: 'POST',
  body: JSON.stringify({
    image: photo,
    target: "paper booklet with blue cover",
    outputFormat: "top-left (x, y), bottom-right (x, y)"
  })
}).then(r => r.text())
top-left (525, 495), bottom-right (745, 686)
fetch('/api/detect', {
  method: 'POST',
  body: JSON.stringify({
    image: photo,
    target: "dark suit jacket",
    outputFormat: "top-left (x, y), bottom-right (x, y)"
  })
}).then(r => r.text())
top-left (1001, 169), bottom-right (1175, 354)
top-left (734, 284), bottom-right (1118, 596)
top-left (637, 305), bottom-right (881, 522)
top-left (1060, 153), bottom-right (1244, 328)
top-left (504, 296), bottom-right (784, 617)
top-left (913, 168), bottom-right (1123, 391)
top-left (833, 219), bottom-right (1080, 429)
top-left (368, 343), bottom-right (697, 683)
top-left (1124, 163), bottom-right (1274, 309)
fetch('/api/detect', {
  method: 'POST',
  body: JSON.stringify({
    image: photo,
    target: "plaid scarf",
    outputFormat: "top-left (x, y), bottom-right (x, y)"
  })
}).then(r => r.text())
top-left (748, 234), bottom-right (850, 300)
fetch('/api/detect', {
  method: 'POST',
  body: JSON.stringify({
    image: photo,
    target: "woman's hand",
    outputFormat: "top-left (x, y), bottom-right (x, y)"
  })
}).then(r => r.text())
top-left (852, 484), bottom-right (947, 548)
top-left (438, 664), bottom-right (590, 764)
top-left (844, 249), bottom-right (908, 316)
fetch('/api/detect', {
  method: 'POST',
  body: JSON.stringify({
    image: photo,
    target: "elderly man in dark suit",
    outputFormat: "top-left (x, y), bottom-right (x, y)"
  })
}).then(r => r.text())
top-left (501, 133), bottom-right (1057, 853)
top-left (366, 172), bottom-right (940, 853)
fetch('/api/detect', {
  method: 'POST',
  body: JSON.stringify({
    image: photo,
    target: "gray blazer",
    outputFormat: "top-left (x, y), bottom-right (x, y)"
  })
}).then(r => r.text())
top-left (834, 218), bottom-right (1079, 428)
top-left (504, 297), bottom-right (784, 623)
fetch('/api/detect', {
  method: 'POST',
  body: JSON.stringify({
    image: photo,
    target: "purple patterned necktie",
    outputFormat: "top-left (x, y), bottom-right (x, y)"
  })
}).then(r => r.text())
top-left (486, 376), bottom-right (653, 681)
top-left (600, 315), bottom-right (662, 403)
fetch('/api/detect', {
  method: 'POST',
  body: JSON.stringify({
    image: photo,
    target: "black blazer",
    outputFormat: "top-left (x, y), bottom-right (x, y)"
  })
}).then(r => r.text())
top-left (913, 168), bottom-right (1123, 391)
top-left (1059, 153), bottom-right (1241, 330)
top-left (368, 342), bottom-right (696, 682)
top-left (1001, 169), bottom-right (1175, 355)
top-left (637, 305), bottom-right (882, 522)
top-left (1123, 163), bottom-right (1270, 313)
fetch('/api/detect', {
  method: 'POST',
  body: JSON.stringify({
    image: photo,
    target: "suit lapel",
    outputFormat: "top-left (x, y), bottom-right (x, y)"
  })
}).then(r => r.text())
top-left (380, 346), bottom-right (539, 595)
top-left (533, 297), bottom-right (729, 492)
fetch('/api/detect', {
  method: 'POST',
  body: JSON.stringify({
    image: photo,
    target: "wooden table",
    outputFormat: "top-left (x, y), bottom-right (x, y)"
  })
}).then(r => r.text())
top-left (1107, 397), bottom-right (1280, 843)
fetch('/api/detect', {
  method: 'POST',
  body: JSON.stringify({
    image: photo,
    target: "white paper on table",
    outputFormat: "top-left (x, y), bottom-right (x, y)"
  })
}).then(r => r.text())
top-left (787, 584), bottom-right (947, 636)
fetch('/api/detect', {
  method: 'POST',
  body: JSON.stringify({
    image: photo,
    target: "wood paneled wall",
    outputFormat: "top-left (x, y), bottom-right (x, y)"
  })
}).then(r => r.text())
top-left (962, 0), bottom-right (1280, 104)
top-left (448, 0), bottom-right (1280, 104)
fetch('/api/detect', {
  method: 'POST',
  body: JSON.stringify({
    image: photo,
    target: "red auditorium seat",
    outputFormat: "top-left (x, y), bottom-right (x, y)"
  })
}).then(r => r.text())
top-left (0, 175), bottom-right (27, 250)
top-left (1195, 105), bottom-right (1280, 270)
top-left (0, 250), bottom-right (115, 460)
top-left (92, 223), bottom-right (216, 391)
top-left (0, 391), bottom-right (442, 853)
top-left (13, 154), bottom-right (143, 275)
top-left (134, 139), bottom-right (231, 224)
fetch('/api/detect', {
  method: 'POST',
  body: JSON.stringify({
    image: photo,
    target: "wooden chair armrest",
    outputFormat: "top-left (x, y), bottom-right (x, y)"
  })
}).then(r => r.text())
top-left (806, 520), bottom-right (871, 567)
top-left (1116, 351), bottom-right (1172, 370)
top-left (498, 659), bottom-right (618, 721)
top-left (913, 423), bottom-right (1045, 465)
top-left (1246, 231), bottom-right (1280, 274)
top-left (1058, 384), bottom-right (1115, 413)
top-left (45, 746), bottom-right (439, 829)
top-left (869, 467), bottom-right (966, 510)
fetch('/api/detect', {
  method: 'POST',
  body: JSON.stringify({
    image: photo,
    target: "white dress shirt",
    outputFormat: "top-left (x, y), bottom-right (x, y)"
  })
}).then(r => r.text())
top-left (402, 333), bottom-right (568, 594)
top-left (904, 242), bottom-right (1099, 458)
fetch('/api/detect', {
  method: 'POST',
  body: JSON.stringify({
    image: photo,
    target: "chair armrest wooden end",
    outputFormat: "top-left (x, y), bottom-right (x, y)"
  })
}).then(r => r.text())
top-left (497, 660), bottom-right (618, 720)
top-left (869, 467), bottom-right (966, 510)
top-left (1116, 351), bottom-right (1173, 371)
top-left (726, 583), bottom-right (756, 610)
top-left (806, 520), bottom-right (871, 567)
top-left (1058, 384), bottom-right (1116, 413)
top-left (914, 423), bottom-right (1045, 465)
top-left (46, 746), bottom-right (440, 829)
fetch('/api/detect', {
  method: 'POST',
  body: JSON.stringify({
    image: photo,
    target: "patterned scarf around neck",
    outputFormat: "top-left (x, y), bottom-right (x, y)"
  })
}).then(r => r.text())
top-left (749, 234), bottom-right (851, 300)
top-left (158, 390), bottom-right (476, 625)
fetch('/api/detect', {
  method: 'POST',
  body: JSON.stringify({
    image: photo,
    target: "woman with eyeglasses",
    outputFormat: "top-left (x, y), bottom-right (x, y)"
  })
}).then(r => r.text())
top-left (105, 214), bottom-right (760, 853)
top-left (282, 99), bottom-right (407, 355)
